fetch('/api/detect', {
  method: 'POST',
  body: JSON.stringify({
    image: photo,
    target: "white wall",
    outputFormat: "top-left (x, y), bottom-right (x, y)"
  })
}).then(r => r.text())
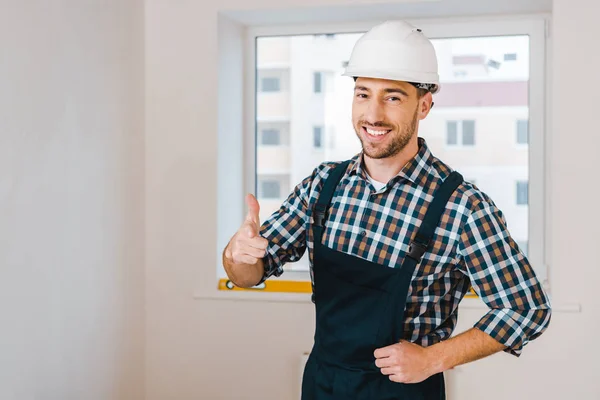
top-left (143, 0), bottom-right (600, 399)
top-left (0, 1), bottom-right (145, 399)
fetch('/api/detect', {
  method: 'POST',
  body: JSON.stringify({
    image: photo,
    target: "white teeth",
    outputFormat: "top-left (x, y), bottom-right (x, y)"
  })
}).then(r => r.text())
top-left (366, 127), bottom-right (389, 136)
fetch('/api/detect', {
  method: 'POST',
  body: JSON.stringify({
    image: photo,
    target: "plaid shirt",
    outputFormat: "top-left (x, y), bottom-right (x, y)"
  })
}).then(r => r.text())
top-left (260, 137), bottom-right (551, 356)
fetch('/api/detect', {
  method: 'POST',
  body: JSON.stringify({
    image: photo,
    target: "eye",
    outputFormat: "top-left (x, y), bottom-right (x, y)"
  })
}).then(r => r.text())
top-left (387, 96), bottom-right (401, 102)
top-left (356, 93), bottom-right (368, 99)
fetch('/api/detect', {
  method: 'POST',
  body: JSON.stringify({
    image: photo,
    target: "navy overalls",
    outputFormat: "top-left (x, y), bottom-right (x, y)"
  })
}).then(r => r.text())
top-left (301, 160), bottom-right (463, 400)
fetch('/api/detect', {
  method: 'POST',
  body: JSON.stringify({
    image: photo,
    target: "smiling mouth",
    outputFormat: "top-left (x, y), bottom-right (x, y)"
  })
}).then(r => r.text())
top-left (363, 126), bottom-right (391, 139)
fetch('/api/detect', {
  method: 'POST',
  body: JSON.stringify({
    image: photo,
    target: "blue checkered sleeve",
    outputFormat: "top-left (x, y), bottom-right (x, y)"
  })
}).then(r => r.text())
top-left (457, 197), bottom-right (552, 356)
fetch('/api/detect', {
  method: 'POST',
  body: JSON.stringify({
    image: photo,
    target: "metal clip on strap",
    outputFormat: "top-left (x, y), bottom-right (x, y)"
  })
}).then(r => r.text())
top-left (407, 240), bottom-right (429, 262)
top-left (314, 211), bottom-right (325, 227)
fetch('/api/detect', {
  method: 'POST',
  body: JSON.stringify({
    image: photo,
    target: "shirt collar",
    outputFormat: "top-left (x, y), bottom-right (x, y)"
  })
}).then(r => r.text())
top-left (348, 137), bottom-right (434, 188)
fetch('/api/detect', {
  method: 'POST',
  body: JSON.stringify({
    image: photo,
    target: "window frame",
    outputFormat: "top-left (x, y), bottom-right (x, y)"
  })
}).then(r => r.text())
top-left (214, 16), bottom-right (550, 298)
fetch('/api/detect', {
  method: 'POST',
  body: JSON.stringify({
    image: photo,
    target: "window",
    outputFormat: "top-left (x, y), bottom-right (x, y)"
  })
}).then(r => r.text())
top-left (487, 59), bottom-right (501, 69)
top-left (446, 121), bottom-right (458, 145)
top-left (462, 120), bottom-right (476, 145)
top-left (313, 126), bottom-right (323, 149)
top-left (516, 181), bottom-right (528, 205)
top-left (216, 18), bottom-right (548, 295)
top-left (261, 180), bottom-right (281, 199)
top-left (261, 77), bottom-right (280, 92)
top-left (517, 119), bottom-right (529, 145)
top-left (313, 72), bottom-right (322, 93)
top-left (258, 122), bottom-right (290, 146)
top-left (504, 53), bottom-right (518, 61)
top-left (447, 120), bottom-right (476, 146)
top-left (261, 129), bottom-right (280, 145)
top-left (257, 175), bottom-right (290, 202)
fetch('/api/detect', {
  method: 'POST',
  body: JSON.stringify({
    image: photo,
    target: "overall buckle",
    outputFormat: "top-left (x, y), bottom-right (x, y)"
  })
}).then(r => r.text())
top-left (314, 211), bottom-right (325, 227)
top-left (407, 240), bottom-right (429, 261)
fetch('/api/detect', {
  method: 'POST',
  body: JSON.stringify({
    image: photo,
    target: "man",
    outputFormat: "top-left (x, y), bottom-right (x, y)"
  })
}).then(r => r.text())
top-left (223, 20), bottom-right (551, 399)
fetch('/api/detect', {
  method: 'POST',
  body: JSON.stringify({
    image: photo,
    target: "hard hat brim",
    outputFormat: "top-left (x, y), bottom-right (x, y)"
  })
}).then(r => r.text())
top-left (343, 68), bottom-right (440, 94)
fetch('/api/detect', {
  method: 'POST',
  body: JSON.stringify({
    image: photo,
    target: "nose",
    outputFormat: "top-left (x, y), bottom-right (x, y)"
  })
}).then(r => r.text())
top-left (362, 97), bottom-right (386, 126)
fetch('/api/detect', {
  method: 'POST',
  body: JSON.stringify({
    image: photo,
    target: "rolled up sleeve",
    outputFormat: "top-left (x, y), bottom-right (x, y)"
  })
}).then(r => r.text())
top-left (257, 182), bottom-right (310, 284)
top-left (257, 164), bottom-right (332, 284)
top-left (457, 198), bottom-right (552, 356)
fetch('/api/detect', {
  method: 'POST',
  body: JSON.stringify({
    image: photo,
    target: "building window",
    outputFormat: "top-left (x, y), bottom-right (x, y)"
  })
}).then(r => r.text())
top-left (447, 120), bottom-right (476, 146)
top-left (261, 129), bottom-right (281, 145)
top-left (487, 59), bottom-right (501, 69)
top-left (261, 180), bottom-right (281, 199)
top-left (462, 120), bottom-right (476, 145)
top-left (313, 72), bottom-right (322, 93)
top-left (516, 181), bottom-right (528, 205)
top-left (517, 119), bottom-right (529, 145)
top-left (447, 121), bottom-right (458, 145)
top-left (313, 126), bottom-right (323, 149)
top-left (504, 53), bottom-right (518, 61)
top-left (261, 77), bottom-right (280, 92)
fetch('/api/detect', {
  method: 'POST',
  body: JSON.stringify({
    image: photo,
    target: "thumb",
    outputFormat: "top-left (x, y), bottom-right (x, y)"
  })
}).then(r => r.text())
top-left (245, 193), bottom-right (261, 226)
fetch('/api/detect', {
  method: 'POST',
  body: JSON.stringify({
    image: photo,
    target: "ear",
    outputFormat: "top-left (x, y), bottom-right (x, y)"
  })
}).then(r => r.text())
top-left (418, 92), bottom-right (434, 120)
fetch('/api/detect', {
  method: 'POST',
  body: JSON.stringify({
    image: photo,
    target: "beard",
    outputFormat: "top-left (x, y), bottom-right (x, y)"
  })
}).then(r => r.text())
top-left (354, 106), bottom-right (419, 160)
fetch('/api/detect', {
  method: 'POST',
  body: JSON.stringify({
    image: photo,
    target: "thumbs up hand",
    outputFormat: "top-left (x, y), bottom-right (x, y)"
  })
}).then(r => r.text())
top-left (244, 193), bottom-right (261, 238)
top-left (225, 194), bottom-right (269, 265)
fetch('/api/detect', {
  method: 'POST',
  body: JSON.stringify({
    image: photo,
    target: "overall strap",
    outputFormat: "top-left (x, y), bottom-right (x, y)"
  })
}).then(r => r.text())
top-left (312, 160), bottom-right (352, 244)
top-left (395, 171), bottom-right (463, 323)
top-left (310, 160), bottom-right (351, 304)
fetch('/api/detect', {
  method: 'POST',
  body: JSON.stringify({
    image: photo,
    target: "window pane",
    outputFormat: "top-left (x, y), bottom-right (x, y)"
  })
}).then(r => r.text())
top-left (504, 53), bottom-right (518, 61)
top-left (261, 77), bottom-right (280, 92)
top-left (262, 129), bottom-right (280, 145)
top-left (462, 120), bottom-right (476, 145)
top-left (487, 59), bottom-right (501, 69)
top-left (447, 121), bottom-right (458, 145)
top-left (313, 72), bottom-right (322, 93)
top-left (516, 181), bottom-right (528, 205)
top-left (517, 119), bottom-right (529, 144)
top-left (261, 180), bottom-right (281, 199)
top-left (313, 126), bottom-right (323, 148)
top-left (255, 34), bottom-right (531, 273)
top-left (258, 122), bottom-right (290, 146)
top-left (421, 35), bottom-right (530, 266)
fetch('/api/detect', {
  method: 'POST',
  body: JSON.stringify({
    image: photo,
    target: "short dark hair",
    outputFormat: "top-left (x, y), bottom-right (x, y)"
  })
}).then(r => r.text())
top-left (416, 87), bottom-right (428, 98)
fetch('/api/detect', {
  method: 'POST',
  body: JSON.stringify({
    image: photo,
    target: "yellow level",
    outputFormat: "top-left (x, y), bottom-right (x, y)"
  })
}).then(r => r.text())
top-left (218, 278), bottom-right (478, 298)
top-left (218, 278), bottom-right (311, 293)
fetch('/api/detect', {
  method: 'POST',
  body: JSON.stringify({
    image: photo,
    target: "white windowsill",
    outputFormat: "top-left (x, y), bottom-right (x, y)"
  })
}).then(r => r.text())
top-left (192, 290), bottom-right (582, 313)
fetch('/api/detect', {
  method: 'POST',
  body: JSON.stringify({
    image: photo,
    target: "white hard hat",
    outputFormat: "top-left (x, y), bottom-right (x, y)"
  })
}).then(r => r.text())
top-left (343, 20), bottom-right (440, 94)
